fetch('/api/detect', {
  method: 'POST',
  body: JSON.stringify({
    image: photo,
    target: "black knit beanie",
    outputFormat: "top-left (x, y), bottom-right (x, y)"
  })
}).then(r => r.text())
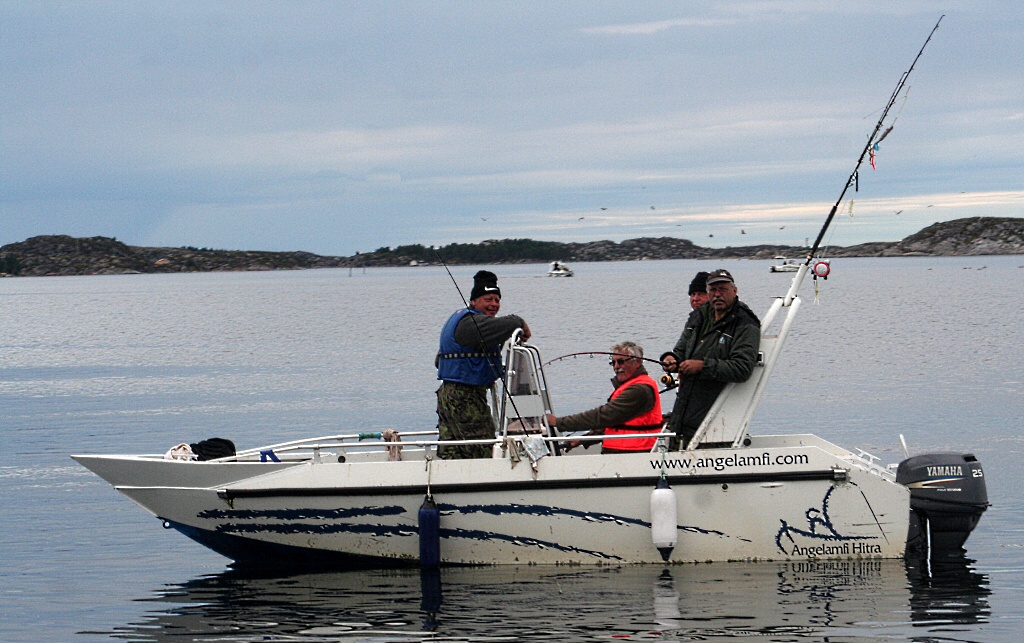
top-left (470, 270), bottom-right (500, 301)
top-left (688, 271), bottom-right (710, 295)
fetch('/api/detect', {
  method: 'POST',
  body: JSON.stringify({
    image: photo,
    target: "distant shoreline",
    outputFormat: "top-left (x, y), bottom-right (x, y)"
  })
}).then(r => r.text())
top-left (2, 216), bottom-right (1023, 277)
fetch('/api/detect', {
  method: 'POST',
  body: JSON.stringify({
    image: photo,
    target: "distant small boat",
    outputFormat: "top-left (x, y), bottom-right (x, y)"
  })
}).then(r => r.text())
top-left (770, 257), bottom-right (800, 273)
top-left (547, 261), bottom-right (574, 277)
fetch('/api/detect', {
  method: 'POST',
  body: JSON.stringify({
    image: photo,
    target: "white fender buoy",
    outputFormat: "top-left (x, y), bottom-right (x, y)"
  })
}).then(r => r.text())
top-left (650, 478), bottom-right (677, 561)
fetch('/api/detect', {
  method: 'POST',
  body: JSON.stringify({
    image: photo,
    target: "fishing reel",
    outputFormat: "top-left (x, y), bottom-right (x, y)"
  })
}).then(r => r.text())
top-left (657, 352), bottom-right (679, 390)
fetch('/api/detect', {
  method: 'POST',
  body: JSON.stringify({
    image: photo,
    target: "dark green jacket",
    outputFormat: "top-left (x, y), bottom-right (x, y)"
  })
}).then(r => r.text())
top-left (667, 300), bottom-right (761, 442)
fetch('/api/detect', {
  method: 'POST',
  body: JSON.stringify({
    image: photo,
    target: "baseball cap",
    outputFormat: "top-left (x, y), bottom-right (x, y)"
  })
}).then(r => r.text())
top-left (705, 269), bottom-right (734, 285)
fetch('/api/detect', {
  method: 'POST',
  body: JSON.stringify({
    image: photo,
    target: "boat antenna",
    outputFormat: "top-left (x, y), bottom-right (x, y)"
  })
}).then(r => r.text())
top-left (806, 15), bottom-right (944, 263)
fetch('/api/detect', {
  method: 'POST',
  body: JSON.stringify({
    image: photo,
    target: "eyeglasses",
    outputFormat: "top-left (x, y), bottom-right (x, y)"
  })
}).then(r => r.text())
top-left (609, 357), bottom-right (632, 366)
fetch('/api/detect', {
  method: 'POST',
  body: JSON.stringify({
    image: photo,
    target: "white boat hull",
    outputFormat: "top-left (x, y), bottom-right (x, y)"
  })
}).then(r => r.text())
top-left (74, 435), bottom-right (910, 566)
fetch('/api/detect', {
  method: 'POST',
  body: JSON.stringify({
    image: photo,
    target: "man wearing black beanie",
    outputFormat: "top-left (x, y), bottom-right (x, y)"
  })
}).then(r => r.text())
top-left (436, 270), bottom-right (531, 459)
top-left (688, 271), bottom-right (710, 310)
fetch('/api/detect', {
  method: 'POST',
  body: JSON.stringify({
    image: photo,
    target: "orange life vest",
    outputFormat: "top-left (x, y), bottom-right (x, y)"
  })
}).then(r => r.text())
top-left (602, 373), bottom-right (664, 452)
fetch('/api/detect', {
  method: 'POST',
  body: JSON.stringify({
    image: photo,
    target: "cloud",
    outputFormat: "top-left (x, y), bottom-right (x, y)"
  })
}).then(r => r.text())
top-left (1, 3), bottom-right (1022, 256)
top-left (579, 17), bottom-right (735, 35)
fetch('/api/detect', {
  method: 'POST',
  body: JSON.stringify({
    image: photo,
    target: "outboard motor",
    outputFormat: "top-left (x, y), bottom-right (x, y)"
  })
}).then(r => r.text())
top-left (896, 453), bottom-right (988, 553)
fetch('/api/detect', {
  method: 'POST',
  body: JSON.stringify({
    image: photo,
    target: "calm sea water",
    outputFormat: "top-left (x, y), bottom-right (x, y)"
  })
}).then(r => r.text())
top-left (2, 257), bottom-right (1023, 641)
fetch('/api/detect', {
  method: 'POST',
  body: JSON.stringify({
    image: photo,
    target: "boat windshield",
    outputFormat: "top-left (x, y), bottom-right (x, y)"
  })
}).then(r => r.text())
top-left (496, 333), bottom-right (555, 439)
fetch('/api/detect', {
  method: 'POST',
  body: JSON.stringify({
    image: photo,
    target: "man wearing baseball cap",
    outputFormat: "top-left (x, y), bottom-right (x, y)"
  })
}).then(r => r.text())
top-left (661, 268), bottom-right (760, 449)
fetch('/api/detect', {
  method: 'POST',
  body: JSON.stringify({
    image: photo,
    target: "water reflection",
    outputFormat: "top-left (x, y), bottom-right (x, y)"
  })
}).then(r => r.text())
top-left (905, 552), bottom-right (992, 628)
top-left (106, 558), bottom-right (989, 641)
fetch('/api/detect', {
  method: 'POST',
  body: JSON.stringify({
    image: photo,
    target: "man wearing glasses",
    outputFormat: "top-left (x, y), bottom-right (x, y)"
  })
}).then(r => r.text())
top-left (661, 268), bottom-right (761, 449)
top-left (544, 341), bottom-right (663, 454)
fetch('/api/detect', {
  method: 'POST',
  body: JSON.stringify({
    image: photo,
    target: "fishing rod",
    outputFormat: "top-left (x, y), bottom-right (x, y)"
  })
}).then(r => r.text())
top-left (709, 21), bottom-right (950, 446)
top-left (541, 351), bottom-right (667, 369)
top-left (806, 15), bottom-right (944, 263)
top-left (434, 251), bottom-right (474, 316)
top-left (542, 351), bottom-right (682, 396)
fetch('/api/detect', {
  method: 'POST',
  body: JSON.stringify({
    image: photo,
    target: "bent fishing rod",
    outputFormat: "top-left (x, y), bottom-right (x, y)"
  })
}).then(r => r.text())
top-left (542, 351), bottom-right (682, 395)
top-left (806, 15), bottom-right (944, 263)
top-left (542, 351), bottom-right (668, 368)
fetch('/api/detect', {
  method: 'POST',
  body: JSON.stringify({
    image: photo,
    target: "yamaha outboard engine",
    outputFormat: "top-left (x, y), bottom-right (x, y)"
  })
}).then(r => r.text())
top-left (896, 453), bottom-right (988, 553)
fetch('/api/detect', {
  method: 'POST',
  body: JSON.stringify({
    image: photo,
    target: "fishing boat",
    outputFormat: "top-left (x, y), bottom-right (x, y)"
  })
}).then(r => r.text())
top-left (72, 266), bottom-right (988, 567)
top-left (74, 18), bottom-right (987, 569)
top-left (770, 257), bottom-right (801, 273)
top-left (547, 260), bottom-right (573, 277)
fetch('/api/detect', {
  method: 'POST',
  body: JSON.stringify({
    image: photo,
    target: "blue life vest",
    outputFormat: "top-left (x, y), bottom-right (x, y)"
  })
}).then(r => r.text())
top-left (436, 308), bottom-right (503, 386)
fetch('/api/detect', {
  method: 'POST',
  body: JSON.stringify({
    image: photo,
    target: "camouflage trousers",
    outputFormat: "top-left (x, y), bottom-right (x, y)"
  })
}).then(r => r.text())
top-left (436, 381), bottom-right (496, 460)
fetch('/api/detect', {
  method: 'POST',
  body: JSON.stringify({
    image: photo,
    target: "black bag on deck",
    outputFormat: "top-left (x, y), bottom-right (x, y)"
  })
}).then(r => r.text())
top-left (189, 437), bottom-right (236, 461)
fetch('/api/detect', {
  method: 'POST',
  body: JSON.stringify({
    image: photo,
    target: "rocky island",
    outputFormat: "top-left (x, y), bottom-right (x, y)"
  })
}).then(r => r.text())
top-left (1, 216), bottom-right (1022, 277)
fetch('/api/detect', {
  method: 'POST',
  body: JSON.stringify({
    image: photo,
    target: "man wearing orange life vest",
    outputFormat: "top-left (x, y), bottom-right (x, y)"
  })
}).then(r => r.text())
top-left (544, 341), bottom-right (664, 454)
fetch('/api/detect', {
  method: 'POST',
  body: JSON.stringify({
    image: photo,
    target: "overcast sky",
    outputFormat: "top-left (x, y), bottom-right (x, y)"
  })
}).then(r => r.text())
top-left (2, 1), bottom-right (1022, 255)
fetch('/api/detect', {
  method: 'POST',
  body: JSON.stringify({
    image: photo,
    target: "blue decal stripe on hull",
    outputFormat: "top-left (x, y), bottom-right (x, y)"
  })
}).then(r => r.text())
top-left (170, 519), bottom-right (622, 565)
top-left (167, 520), bottom-right (422, 569)
top-left (201, 501), bottom-right (742, 543)
top-left (198, 505), bottom-right (405, 520)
